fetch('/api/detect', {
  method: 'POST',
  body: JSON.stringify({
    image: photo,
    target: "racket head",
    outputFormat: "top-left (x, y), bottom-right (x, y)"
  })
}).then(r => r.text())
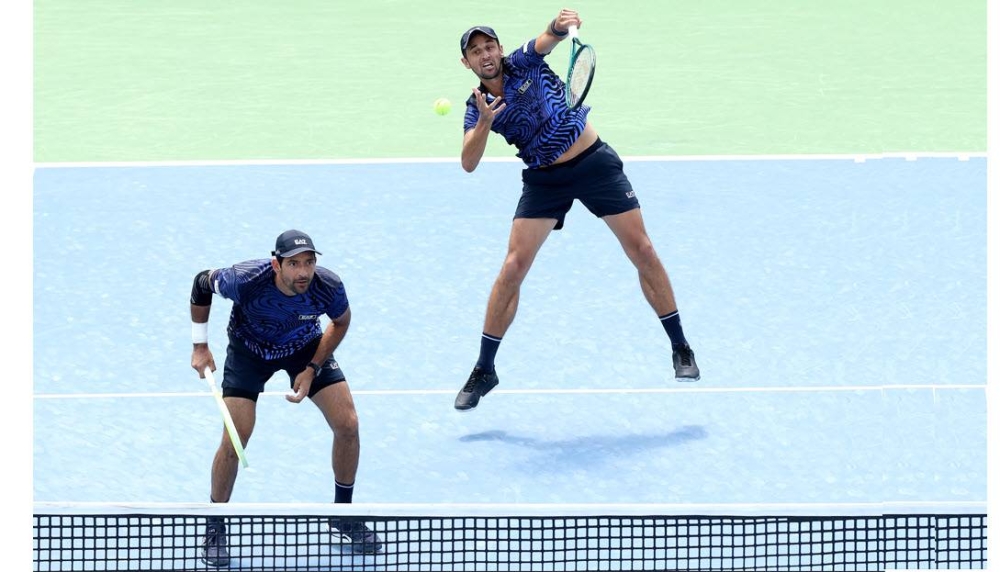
top-left (565, 41), bottom-right (596, 109)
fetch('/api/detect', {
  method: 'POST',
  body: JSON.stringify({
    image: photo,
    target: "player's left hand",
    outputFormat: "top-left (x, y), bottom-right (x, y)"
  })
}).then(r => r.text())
top-left (287, 370), bottom-right (313, 403)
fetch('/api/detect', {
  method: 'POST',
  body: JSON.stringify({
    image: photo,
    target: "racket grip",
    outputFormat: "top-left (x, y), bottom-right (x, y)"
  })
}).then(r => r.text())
top-left (567, 24), bottom-right (578, 38)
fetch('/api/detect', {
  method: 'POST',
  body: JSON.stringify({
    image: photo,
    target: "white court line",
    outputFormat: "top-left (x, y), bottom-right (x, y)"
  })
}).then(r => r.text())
top-left (32, 383), bottom-right (986, 400)
top-left (32, 152), bottom-right (985, 169)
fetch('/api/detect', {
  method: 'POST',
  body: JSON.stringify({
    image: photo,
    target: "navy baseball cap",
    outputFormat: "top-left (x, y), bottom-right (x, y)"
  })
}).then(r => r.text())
top-left (272, 229), bottom-right (322, 258)
top-left (460, 26), bottom-right (499, 54)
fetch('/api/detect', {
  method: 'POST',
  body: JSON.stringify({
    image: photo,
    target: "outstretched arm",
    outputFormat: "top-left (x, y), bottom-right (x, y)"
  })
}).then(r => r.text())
top-left (534, 8), bottom-right (581, 55)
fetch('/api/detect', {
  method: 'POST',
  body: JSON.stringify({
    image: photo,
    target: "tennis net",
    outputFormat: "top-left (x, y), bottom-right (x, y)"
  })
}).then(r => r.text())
top-left (33, 501), bottom-right (987, 571)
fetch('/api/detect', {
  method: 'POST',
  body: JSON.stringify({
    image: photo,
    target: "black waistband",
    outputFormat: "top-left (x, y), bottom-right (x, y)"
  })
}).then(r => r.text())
top-left (542, 137), bottom-right (603, 170)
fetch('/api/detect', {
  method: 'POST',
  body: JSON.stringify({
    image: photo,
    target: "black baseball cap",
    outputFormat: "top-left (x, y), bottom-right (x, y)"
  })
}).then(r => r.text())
top-left (272, 229), bottom-right (322, 258)
top-left (460, 26), bottom-right (499, 54)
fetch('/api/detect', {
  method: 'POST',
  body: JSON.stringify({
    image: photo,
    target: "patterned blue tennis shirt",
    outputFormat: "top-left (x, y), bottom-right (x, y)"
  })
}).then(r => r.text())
top-left (209, 259), bottom-right (349, 360)
top-left (464, 39), bottom-right (591, 169)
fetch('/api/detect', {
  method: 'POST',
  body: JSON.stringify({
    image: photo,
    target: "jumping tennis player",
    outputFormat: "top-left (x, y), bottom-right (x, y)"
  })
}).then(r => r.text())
top-left (455, 8), bottom-right (700, 411)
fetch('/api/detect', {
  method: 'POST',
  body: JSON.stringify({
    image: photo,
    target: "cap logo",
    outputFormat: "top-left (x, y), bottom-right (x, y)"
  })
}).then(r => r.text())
top-left (274, 229), bottom-right (322, 257)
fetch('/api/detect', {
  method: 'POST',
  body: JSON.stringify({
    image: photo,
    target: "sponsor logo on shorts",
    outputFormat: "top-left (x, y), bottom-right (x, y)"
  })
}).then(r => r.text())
top-left (330, 361), bottom-right (340, 370)
top-left (626, 190), bottom-right (636, 199)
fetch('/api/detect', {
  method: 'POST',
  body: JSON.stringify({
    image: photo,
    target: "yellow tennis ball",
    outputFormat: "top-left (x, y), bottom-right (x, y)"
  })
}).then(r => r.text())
top-left (433, 97), bottom-right (452, 116)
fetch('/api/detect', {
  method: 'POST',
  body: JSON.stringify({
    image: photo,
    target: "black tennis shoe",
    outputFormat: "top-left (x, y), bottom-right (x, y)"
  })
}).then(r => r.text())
top-left (672, 344), bottom-right (700, 381)
top-left (329, 518), bottom-right (384, 554)
top-left (200, 522), bottom-right (231, 567)
top-left (454, 367), bottom-right (499, 411)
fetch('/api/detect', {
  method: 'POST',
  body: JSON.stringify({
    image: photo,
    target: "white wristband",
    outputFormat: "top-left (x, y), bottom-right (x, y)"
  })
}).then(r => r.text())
top-left (192, 322), bottom-right (209, 344)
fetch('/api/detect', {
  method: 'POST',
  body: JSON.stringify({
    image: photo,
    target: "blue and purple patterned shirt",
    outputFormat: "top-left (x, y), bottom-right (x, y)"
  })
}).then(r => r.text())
top-left (464, 39), bottom-right (590, 168)
top-left (209, 259), bottom-right (348, 360)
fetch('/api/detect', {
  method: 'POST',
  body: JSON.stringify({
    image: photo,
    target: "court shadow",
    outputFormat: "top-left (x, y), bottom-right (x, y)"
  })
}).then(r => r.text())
top-left (459, 425), bottom-right (708, 471)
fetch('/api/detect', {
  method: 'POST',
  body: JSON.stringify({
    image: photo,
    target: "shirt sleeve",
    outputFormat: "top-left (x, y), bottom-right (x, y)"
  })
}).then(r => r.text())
top-left (327, 286), bottom-right (349, 320)
top-left (210, 266), bottom-right (241, 304)
top-left (210, 259), bottom-right (269, 305)
top-left (312, 267), bottom-right (349, 320)
top-left (506, 39), bottom-right (546, 68)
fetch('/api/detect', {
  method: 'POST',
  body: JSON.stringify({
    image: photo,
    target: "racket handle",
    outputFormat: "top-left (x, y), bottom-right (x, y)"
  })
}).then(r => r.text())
top-left (567, 24), bottom-right (578, 39)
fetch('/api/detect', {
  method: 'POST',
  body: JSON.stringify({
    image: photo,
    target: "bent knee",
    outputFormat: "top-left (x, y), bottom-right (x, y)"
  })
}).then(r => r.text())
top-left (219, 437), bottom-right (248, 457)
top-left (334, 412), bottom-right (360, 439)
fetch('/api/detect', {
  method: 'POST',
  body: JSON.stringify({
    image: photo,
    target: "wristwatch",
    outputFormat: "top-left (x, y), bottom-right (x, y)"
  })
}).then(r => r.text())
top-left (308, 362), bottom-right (322, 376)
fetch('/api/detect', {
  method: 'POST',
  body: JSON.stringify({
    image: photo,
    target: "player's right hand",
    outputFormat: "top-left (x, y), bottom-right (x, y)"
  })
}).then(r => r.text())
top-left (553, 9), bottom-right (581, 32)
top-left (191, 346), bottom-right (216, 378)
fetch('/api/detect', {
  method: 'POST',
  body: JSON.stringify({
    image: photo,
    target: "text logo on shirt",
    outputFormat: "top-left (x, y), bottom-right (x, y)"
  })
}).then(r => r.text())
top-left (517, 80), bottom-right (532, 94)
top-left (299, 314), bottom-right (319, 320)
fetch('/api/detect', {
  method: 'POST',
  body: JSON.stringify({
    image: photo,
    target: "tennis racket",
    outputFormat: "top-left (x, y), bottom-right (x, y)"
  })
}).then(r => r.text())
top-left (564, 24), bottom-right (596, 109)
top-left (204, 367), bottom-right (249, 468)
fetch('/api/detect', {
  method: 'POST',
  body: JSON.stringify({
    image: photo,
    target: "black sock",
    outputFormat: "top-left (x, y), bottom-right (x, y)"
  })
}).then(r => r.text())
top-left (659, 311), bottom-right (688, 348)
top-left (335, 480), bottom-right (354, 504)
top-left (475, 333), bottom-right (502, 372)
top-left (208, 496), bottom-right (225, 528)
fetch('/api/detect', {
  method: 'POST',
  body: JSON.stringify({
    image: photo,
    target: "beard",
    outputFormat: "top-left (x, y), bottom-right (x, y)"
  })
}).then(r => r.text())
top-left (282, 275), bottom-right (311, 294)
top-left (476, 61), bottom-right (501, 81)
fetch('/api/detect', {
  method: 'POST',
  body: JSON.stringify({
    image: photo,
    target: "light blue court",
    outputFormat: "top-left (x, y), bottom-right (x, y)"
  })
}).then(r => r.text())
top-left (32, 157), bottom-right (986, 507)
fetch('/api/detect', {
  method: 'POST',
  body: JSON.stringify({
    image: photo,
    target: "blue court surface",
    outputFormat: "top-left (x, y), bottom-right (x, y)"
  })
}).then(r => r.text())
top-left (32, 157), bottom-right (986, 508)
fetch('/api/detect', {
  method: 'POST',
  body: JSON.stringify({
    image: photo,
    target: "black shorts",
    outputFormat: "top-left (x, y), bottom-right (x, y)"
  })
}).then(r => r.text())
top-left (516, 139), bottom-right (640, 230)
top-left (221, 334), bottom-right (346, 401)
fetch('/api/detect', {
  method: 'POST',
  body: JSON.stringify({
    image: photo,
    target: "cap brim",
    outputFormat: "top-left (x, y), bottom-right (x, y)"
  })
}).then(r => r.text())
top-left (277, 247), bottom-right (321, 258)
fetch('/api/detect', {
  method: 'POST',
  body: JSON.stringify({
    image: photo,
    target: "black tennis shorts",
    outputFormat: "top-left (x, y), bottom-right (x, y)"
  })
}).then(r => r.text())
top-left (516, 138), bottom-right (640, 230)
top-left (221, 334), bottom-right (346, 401)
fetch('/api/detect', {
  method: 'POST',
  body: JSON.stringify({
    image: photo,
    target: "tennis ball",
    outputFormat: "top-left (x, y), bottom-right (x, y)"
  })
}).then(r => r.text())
top-left (433, 97), bottom-right (452, 116)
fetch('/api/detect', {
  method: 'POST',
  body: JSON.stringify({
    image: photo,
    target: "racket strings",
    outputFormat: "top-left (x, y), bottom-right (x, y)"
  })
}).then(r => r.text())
top-left (568, 47), bottom-right (595, 107)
